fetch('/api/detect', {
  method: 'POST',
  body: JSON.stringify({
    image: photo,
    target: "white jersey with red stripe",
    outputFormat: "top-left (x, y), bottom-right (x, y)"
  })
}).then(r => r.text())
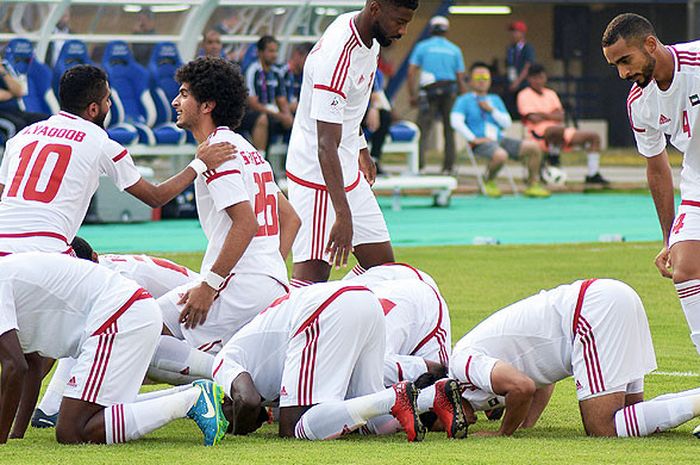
top-left (285, 12), bottom-right (379, 187)
top-left (195, 127), bottom-right (287, 284)
top-left (0, 112), bottom-right (141, 253)
top-left (627, 41), bottom-right (700, 200)
top-left (0, 252), bottom-right (149, 359)
top-left (344, 262), bottom-right (439, 290)
top-left (99, 254), bottom-right (198, 298)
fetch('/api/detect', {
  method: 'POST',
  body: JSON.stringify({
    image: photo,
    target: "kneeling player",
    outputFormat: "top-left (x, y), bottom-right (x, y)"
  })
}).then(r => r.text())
top-left (212, 282), bottom-right (442, 442)
top-left (0, 253), bottom-right (228, 445)
top-left (450, 279), bottom-right (700, 437)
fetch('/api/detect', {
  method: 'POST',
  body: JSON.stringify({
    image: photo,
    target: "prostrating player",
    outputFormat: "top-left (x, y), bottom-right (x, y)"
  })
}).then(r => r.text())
top-left (285, 0), bottom-right (417, 282)
top-left (32, 237), bottom-right (200, 428)
top-left (343, 261), bottom-right (438, 290)
top-left (211, 281), bottom-right (444, 442)
top-left (449, 279), bottom-right (700, 437)
top-left (151, 57), bottom-right (300, 385)
top-left (0, 64), bottom-right (234, 256)
top-left (602, 14), bottom-right (700, 357)
top-left (0, 253), bottom-right (228, 446)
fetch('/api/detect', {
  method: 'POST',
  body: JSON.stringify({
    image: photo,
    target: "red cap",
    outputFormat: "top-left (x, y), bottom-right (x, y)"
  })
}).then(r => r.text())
top-left (508, 20), bottom-right (527, 33)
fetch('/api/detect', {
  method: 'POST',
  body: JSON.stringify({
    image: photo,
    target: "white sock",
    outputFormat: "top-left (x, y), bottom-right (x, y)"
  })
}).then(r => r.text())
top-left (295, 388), bottom-right (396, 440)
top-left (37, 357), bottom-right (77, 415)
top-left (675, 280), bottom-right (700, 355)
top-left (416, 384), bottom-right (436, 413)
top-left (362, 415), bottom-right (402, 435)
top-left (148, 336), bottom-right (215, 384)
top-left (135, 385), bottom-right (193, 403)
top-left (614, 395), bottom-right (700, 437)
top-left (104, 387), bottom-right (199, 444)
top-left (587, 152), bottom-right (600, 176)
top-left (651, 387), bottom-right (700, 403)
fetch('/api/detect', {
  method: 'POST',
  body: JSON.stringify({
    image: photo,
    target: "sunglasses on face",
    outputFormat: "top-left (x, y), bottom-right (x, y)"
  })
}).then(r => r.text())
top-left (471, 73), bottom-right (491, 82)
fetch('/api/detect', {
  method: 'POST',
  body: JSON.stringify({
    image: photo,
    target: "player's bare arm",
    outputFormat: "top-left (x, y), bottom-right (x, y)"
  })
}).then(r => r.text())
top-left (359, 147), bottom-right (376, 186)
top-left (179, 200), bottom-right (258, 329)
top-left (0, 330), bottom-right (28, 444)
top-left (317, 120), bottom-right (353, 269)
top-left (9, 352), bottom-right (46, 439)
top-left (646, 149), bottom-right (675, 278)
top-left (126, 141), bottom-right (236, 208)
top-left (278, 192), bottom-right (301, 260)
top-left (520, 384), bottom-right (555, 429)
top-left (274, 95), bottom-right (294, 129)
top-left (489, 361), bottom-right (536, 436)
top-left (407, 64), bottom-right (419, 107)
top-left (0, 184), bottom-right (4, 198)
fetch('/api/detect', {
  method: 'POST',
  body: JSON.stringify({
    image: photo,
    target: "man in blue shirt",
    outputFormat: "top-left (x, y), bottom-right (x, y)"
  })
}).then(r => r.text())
top-left (450, 62), bottom-right (549, 198)
top-left (408, 16), bottom-right (466, 174)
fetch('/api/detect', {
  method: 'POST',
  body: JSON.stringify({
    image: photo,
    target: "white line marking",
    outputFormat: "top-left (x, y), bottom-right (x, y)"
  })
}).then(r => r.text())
top-left (651, 371), bottom-right (700, 377)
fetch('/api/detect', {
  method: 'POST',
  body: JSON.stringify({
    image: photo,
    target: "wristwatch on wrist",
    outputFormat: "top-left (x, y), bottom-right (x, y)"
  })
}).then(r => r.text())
top-left (204, 271), bottom-right (226, 291)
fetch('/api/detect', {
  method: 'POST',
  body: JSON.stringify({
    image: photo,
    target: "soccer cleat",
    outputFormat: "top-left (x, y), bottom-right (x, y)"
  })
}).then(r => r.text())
top-left (484, 407), bottom-right (505, 421)
top-left (523, 183), bottom-right (551, 198)
top-left (483, 180), bottom-right (502, 198)
top-left (432, 379), bottom-right (469, 439)
top-left (31, 408), bottom-right (58, 428)
top-left (584, 172), bottom-right (611, 186)
top-left (390, 381), bottom-right (426, 442)
top-left (187, 380), bottom-right (229, 446)
top-left (693, 423), bottom-right (700, 439)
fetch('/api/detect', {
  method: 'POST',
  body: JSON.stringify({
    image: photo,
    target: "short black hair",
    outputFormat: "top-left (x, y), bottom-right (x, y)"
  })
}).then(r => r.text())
top-left (175, 57), bottom-right (247, 130)
top-left (602, 13), bottom-right (656, 48)
top-left (469, 61), bottom-right (491, 73)
top-left (59, 65), bottom-right (109, 115)
top-left (257, 35), bottom-right (278, 52)
top-left (71, 236), bottom-right (95, 261)
top-left (293, 42), bottom-right (314, 56)
top-left (378, 0), bottom-right (419, 10)
top-left (527, 63), bottom-right (545, 77)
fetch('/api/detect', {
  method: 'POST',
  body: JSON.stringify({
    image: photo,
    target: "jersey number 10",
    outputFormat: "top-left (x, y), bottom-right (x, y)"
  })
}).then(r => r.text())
top-left (7, 141), bottom-right (71, 203)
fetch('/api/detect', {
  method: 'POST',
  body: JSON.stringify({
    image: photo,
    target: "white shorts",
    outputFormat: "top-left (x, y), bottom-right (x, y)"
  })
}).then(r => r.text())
top-left (63, 295), bottom-right (162, 406)
top-left (669, 200), bottom-right (700, 249)
top-left (159, 273), bottom-right (287, 355)
top-left (288, 174), bottom-right (391, 264)
top-left (572, 280), bottom-right (657, 401)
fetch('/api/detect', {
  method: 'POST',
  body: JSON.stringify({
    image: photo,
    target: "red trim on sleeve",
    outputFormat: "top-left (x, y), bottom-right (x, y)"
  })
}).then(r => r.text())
top-left (204, 169), bottom-right (242, 184)
top-left (112, 150), bottom-right (128, 163)
top-left (313, 84), bottom-right (347, 99)
top-left (293, 286), bottom-right (369, 337)
top-left (91, 288), bottom-right (152, 336)
top-left (681, 199), bottom-right (700, 208)
top-left (286, 170), bottom-right (361, 192)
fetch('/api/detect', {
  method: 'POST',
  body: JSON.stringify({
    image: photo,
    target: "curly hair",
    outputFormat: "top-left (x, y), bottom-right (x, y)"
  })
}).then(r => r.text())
top-left (175, 57), bottom-right (247, 130)
top-left (602, 13), bottom-right (656, 48)
top-left (59, 65), bottom-right (109, 115)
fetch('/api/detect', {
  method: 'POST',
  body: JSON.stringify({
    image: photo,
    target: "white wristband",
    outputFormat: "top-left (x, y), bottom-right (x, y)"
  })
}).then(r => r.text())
top-left (204, 271), bottom-right (226, 290)
top-left (188, 158), bottom-right (208, 176)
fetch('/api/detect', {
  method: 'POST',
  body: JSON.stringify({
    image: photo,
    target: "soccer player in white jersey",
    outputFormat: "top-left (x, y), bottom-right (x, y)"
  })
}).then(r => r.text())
top-left (150, 57), bottom-right (300, 385)
top-left (343, 261), bottom-right (439, 290)
top-left (211, 281), bottom-right (438, 442)
top-left (0, 65), bottom-right (234, 256)
top-left (448, 278), bottom-right (700, 437)
top-left (0, 253), bottom-right (228, 446)
top-left (603, 14), bottom-right (700, 357)
top-left (285, 0), bottom-right (417, 282)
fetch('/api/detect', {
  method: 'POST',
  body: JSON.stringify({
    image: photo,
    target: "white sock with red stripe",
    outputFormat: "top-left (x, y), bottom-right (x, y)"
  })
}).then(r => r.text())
top-left (416, 384), bottom-right (436, 413)
top-left (37, 357), bottom-right (77, 416)
top-left (614, 395), bottom-right (700, 437)
top-left (147, 336), bottom-right (215, 384)
top-left (104, 386), bottom-right (200, 444)
top-left (650, 386), bottom-right (700, 403)
top-left (675, 279), bottom-right (700, 355)
top-left (295, 388), bottom-right (397, 440)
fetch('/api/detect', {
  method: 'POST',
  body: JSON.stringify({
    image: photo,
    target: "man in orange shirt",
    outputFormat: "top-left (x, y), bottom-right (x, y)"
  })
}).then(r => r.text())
top-left (517, 64), bottom-right (609, 186)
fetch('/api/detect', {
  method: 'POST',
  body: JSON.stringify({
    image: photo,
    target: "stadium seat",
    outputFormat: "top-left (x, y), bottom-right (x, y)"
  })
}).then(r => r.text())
top-left (53, 40), bottom-right (93, 95)
top-left (374, 120), bottom-right (420, 175)
top-left (4, 39), bottom-right (59, 115)
top-left (147, 42), bottom-right (190, 144)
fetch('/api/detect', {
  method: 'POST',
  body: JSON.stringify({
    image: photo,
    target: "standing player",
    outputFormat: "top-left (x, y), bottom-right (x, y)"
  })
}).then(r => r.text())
top-left (602, 14), bottom-right (700, 355)
top-left (150, 57), bottom-right (300, 385)
top-left (0, 64), bottom-right (234, 256)
top-left (285, 0), bottom-right (417, 282)
top-left (0, 253), bottom-right (228, 446)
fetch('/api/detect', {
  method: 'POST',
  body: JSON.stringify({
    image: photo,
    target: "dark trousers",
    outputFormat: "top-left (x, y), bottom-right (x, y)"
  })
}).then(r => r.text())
top-left (369, 109), bottom-right (392, 162)
top-left (0, 109), bottom-right (48, 137)
top-left (417, 90), bottom-right (456, 172)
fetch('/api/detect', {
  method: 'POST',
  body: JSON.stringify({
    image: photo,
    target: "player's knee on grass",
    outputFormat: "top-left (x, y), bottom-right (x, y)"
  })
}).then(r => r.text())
top-left (56, 399), bottom-right (104, 444)
top-left (279, 406), bottom-right (312, 438)
top-left (579, 391), bottom-right (626, 437)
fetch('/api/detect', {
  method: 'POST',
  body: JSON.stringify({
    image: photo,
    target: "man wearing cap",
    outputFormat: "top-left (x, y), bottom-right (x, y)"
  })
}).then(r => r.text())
top-left (408, 16), bottom-right (466, 175)
top-left (505, 20), bottom-right (535, 116)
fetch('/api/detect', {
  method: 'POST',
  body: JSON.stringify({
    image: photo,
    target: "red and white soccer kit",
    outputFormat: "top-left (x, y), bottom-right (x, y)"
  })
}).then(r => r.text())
top-left (0, 253), bottom-right (161, 406)
top-left (343, 262), bottom-right (439, 290)
top-left (450, 279), bottom-right (657, 410)
top-left (366, 279), bottom-right (451, 386)
top-left (627, 41), bottom-right (700, 247)
top-left (285, 12), bottom-right (390, 264)
top-left (0, 112), bottom-right (141, 255)
top-left (159, 127), bottom-right (288, 354)
top-left (212, 282), bottom-right (386, 407)
top-left (100, 254), bottom-right (198, 299)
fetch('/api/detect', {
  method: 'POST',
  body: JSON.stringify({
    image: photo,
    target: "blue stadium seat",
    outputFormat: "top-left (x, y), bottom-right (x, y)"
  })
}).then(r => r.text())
top-left (53, 40), bottom-right (93, 95)
top-left (3, 38), bottom-right (59, 115)
top-left (147, 42), bottom-right (189, 144)
top-left (388, 121), bottom-right (417, 142)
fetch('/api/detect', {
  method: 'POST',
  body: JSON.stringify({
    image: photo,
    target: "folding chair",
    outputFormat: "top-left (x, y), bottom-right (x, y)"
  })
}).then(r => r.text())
top-left (463, 142), bottom-right (519, 196)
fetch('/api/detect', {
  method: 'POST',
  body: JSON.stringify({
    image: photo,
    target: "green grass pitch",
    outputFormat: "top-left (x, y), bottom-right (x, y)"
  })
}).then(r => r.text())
top-left (4, 242), bottom-right (700, 465)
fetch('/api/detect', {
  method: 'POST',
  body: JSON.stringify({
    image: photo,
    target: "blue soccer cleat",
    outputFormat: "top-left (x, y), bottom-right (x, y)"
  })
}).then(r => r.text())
top-left (187, 380), bottom-right (229, 446)
top-left (31, 408), bottom-right (58, 428)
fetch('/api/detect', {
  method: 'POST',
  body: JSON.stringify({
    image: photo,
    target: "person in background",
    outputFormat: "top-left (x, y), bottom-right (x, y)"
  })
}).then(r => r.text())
top-left (281, 42), bottom-right (313, 115)
top-left (48, 9), bottom-right (72, 67)
top-left (408, 16), bottom-right (466, 175)
top-left (132, 8), bottom-right (156, 66)
top-left (0, 59), bottom-right (47, 140)
top-left (504, 20), bottom-right (535, 117)
top-left (363, 69), bottom-right (392, 176)
top-left (200, 30), bottom-right (224, 59)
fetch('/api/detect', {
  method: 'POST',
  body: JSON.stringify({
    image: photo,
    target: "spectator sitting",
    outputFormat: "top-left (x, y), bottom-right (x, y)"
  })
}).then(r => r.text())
top-left (0, 59), bottom-right (47, 140)
top-left (132, 8), bottom-right (156, 66)
top-left (362, 69), bottom-right (392, 176)
top-left (280, 42), bottom-right (313, 115)
top-left (517, 63), bottom-right (610, 186)
top-left (240, 35), bottom-right (293, 154)
top-left (451, 62), bottom-right (549, 198)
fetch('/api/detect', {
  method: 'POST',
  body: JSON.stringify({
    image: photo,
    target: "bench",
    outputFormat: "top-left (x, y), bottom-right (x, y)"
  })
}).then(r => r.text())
top-left (372, 175), bottom-right (458, 210)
